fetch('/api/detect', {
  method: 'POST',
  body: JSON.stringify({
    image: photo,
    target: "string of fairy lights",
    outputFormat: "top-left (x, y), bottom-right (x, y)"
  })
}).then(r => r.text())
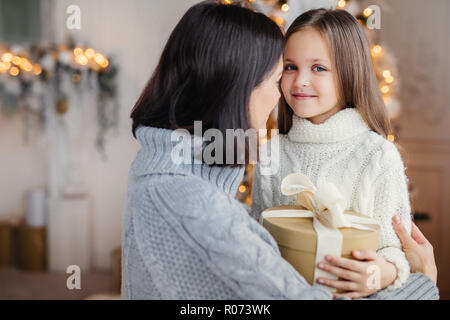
top-left (0, 41), bottom-right (118, 156)
top-left (0, 46), bottom-right (110, 78)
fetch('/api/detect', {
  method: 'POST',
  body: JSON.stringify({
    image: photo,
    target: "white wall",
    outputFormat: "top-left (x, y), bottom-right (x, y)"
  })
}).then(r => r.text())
top-left (0, 0), bottom-right (199, 270)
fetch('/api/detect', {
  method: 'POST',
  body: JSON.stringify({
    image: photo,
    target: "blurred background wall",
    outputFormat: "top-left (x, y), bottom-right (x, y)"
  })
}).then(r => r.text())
top-left (0, 0), bottom-right (198, 271)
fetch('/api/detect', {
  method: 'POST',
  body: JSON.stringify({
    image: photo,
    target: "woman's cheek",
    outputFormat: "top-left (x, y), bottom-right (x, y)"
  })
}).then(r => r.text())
top-left (280, 77), bottom-right (291, 100)
top-left (272, 88), bottom-right (281, 106)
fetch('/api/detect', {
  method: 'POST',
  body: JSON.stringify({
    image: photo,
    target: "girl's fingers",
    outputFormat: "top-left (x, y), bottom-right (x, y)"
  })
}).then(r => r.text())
top-left (352, 249), bottom-right (377, 261)
top-left (316, 277), bottom-right (358, 291)
top-left (317, 262), bottom-right (361, 281)
top-left (324, 254), bottom-right (365, 273)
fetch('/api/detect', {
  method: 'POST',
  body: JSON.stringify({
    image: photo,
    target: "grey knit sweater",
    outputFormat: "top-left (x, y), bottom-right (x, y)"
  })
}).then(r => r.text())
top-left (121, 125), bottom-right (439, 300)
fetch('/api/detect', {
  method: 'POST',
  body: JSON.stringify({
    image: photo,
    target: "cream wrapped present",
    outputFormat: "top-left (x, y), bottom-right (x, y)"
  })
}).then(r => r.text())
top-left (261, 173), bottom-right (380, 291)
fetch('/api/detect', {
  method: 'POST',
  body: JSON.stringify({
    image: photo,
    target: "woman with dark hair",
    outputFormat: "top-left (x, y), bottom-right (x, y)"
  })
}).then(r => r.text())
top-left (121, 1), bottom-right (438, 299)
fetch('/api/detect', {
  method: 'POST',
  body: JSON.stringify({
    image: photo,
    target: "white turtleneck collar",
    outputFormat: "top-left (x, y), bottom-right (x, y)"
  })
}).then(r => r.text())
top-left (287, 108), bottom-right (371, 144)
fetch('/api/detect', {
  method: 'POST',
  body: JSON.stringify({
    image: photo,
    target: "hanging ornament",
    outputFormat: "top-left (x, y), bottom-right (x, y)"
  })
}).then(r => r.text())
top-left (55, 98), bottom-right (69, 115)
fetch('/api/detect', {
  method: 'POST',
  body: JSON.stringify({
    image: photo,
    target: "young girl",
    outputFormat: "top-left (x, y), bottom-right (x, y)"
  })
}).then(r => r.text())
top-left (251, 8), bottom-right (412, 298)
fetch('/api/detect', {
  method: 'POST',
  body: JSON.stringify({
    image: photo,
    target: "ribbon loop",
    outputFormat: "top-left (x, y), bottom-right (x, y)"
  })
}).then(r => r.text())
top-left (261, 172), bottom-right (379, 291)
top-left (281, 173), bottom-right (353, 229)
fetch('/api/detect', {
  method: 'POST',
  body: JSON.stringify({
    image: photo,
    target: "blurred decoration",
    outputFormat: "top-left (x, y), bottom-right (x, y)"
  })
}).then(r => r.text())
top-left (233, 0), bottom-right (402, 205)
top-left (0, 37), bottom-right (119, 154)
top-left (335, 0), bottom-right (401, 122)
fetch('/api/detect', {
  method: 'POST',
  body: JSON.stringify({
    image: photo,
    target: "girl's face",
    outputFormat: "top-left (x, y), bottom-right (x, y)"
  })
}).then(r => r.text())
top-left (248, 57), bottom-right (283, 131)
top-left (281, 27), bottom-right (342, 124)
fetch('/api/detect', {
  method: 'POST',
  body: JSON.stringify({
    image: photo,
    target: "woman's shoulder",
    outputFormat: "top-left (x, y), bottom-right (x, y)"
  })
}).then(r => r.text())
top-left (137, 173), bottom-right (242, 218)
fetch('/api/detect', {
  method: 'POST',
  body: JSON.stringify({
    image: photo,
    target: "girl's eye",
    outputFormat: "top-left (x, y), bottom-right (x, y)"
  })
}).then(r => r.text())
top-left (313, 65), bottom-right (327, 72)
top-left (284, 64), bottom-right (297, 71)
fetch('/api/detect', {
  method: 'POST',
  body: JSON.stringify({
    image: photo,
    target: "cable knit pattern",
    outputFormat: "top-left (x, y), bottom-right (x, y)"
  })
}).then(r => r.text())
top-left (122, 124), bottom-right (439, 299)
top-left (251, 108), bottom-right (412, 291)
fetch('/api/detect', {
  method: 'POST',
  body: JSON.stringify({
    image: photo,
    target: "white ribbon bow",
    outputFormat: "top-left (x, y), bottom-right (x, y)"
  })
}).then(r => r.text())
top-left (261, 173), bottom-right (379, 291)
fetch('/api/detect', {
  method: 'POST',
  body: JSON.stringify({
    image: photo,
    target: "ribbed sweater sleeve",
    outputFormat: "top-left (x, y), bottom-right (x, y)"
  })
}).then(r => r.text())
top-left (250, 163), bottom-right (273, 222)
top-left (138, 175), bottom-right (333, 300)
top-left (370, 153), bottom-right (413, 291)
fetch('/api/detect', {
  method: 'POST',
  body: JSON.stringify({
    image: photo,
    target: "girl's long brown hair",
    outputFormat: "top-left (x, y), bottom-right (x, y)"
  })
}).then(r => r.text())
top-left (278, 8), bottom-right (391, 137)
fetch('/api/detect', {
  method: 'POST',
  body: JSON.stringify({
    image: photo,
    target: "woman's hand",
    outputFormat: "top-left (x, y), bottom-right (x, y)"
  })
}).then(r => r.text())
top-left (392, 215), bottom-right (437, 284)
top-left (316, 250), bottom-right (397, 299)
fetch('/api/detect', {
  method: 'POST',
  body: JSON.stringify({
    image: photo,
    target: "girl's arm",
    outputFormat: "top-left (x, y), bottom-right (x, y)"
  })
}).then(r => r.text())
top-left (315, 142), bottom-right (412, 296)
top-left (371, 157), bottom-right (412, 291)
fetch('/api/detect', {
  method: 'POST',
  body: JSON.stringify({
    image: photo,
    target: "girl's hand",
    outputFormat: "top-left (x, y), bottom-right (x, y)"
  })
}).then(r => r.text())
top-left (316, 250), bottom-right (398, 299)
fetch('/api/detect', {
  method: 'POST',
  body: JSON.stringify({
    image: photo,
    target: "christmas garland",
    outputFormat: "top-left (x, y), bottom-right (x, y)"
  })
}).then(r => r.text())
top-left (0, 39), bottom-right (118, 155)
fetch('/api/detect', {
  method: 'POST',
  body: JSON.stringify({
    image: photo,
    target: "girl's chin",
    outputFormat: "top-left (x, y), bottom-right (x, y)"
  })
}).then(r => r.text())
top-left (291, 106), bottom-right (320, 120)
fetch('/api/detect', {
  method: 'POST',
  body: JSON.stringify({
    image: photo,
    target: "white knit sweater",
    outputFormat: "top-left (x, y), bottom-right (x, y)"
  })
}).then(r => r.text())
top-left (250, 108), bottom-right (412, 291)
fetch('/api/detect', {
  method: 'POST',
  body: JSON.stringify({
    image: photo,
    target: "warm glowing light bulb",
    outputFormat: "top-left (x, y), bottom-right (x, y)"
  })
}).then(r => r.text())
top-left (281, 4), bottom-right (289, 12)
top-left (381, 85), bottom-right (390, 94)
top-left (73, 47), bottom-right (84, 56)
top-left (75, 54), bottom-right (89, 65)
top-left (363, 8), bottom-right (373, 17)
top-left (272, 16), bottom-right (285, 27)
top-left (372, 45), bottom-right (382, 56)
top-left (337, 0), bottom-right (346, 9)
top-left (382, 70), bottom-right (391, 78)
top-left (94, 53), bottom-right (106, 65)
top-left (12, 56), bottom-right (21, 65)
top-left (1, 52), bottom-right (13, 63)
top-left (23, 61), bottom-right (33, 72)
top-left (222, 0), bottom-right (232, 4)
top-left (33, 64), bottom-right (42, 75)
top-left (85, 48), bottom-right (95, 59)
top-left (387, 135), bottom-right (395, 142)
top-left (100, 58), bottom-right (109, 68)
top-left (9, 66), bottom-right (19, 76)
top-left (239, 185), bottom-right (247, 193)
top-left (385, 76), bottom-right (394, 84)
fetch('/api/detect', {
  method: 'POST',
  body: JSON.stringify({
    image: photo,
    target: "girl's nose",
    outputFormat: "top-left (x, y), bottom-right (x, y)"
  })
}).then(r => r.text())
top-left (294, 72), bottom-right (311, 89)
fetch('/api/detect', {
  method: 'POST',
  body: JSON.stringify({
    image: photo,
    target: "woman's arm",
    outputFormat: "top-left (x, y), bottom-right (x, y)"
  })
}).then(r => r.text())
top-left (368, 159), bottom-right (412, 291)
top-left (392, 215), bottom-right (437, 284)
top-left (140, 175), bottom-right (332, 300)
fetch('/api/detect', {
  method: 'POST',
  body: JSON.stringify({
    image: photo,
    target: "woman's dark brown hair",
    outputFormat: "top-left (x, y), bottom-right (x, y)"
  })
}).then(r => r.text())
top-left (130, 1), bottom-right (284, 166)
top-left (278, 8), bottom-right (391, 137)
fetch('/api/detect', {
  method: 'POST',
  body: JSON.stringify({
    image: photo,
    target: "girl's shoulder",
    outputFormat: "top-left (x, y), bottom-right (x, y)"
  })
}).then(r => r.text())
top-left (365, 131), bottom-right (403, 161)
top-left (359, 131), bottom-right (407, 176)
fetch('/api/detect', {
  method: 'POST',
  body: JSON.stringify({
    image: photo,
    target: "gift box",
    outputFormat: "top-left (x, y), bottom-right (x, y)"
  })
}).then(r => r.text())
top-left (261, 173), bottom-right (380, 290)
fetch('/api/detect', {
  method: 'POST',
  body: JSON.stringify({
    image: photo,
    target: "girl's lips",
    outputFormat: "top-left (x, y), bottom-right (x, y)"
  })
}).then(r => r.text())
top-left (292, 93), bottom-right (317, 100)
